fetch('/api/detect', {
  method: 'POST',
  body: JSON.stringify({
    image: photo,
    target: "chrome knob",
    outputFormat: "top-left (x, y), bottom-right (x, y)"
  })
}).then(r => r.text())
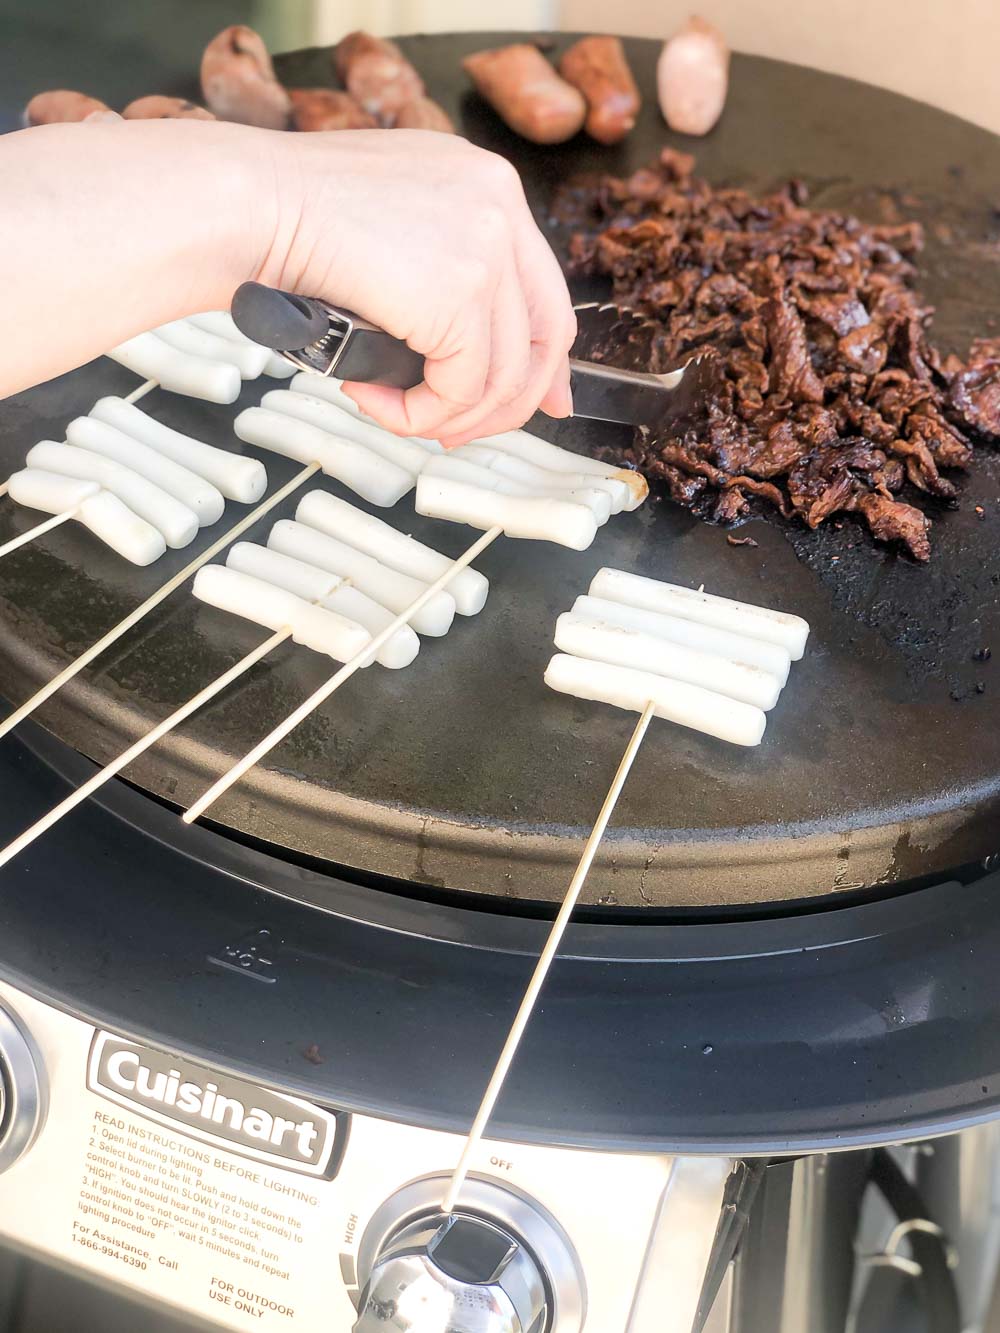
top-left (354, 1211), bottom-right (545, 1332)
top-left (355, 1177), bottom-right (585, 1333)
top-left (0, 1003), bottom-right (44, 1174)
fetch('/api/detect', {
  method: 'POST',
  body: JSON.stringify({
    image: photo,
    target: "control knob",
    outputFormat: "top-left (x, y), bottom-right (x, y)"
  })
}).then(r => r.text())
top-left (0, 1003), bottom-right (44, 1174)
top-left (354, 1211), bottom-right (544, 1332)
top-left (354, 1177), bottom-right (584, 1333)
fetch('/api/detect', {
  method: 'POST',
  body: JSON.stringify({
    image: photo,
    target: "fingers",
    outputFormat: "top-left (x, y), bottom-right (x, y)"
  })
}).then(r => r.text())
top-left (539, 354), bottom-right (573, 419)
top-left (428, 251), bottom-right (535, 446)
top-left (345, 286), bottom-right (495, 437)
top-left (442, 197), bottom-right (576, 442)
top-left (345, 154), bottom-right (577, 445)
top-left (511, 206), bottom-right (578, 416)
top-left (437, 230), bottom-right (575, 447)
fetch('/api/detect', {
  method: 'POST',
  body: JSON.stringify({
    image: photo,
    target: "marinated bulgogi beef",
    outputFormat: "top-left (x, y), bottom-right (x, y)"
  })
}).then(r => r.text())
top-left (560, 148), bottom-right (1000, 559)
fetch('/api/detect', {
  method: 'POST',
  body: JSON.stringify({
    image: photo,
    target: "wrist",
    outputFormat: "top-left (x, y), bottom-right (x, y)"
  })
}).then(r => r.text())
top-left (186, 121), bottom-right (286, 307)
top-left (248, 129), bottom-right (354, 297)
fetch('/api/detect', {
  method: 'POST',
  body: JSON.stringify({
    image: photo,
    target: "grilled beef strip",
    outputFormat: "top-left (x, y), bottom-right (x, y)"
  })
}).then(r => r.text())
top-left (557, 149), bottom-right (996, 559)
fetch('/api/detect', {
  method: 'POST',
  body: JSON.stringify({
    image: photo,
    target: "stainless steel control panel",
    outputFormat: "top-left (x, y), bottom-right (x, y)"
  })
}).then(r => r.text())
top-left (0, 979), bottom-right (731, 1333)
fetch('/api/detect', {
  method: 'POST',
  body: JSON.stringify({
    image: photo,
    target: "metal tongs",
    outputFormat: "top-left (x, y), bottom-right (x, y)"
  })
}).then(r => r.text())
top-left (232, 281), bottom-right (712, 431)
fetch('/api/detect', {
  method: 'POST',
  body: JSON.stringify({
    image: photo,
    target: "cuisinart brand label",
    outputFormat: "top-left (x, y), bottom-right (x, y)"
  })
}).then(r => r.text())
top-left (88, 1034), bottom-right (341, 1177)
top-left (41, 1030), bottom-right (360, 1328)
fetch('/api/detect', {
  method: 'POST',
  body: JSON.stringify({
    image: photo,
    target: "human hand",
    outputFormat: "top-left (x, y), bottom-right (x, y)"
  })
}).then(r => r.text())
top-left (261, 129), bottom-right (576, 447)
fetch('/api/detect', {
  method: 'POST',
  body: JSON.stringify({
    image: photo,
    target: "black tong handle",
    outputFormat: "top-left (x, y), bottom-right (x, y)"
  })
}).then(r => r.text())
top-left (231, 282), bottom-right (425, 389)
top-left (231, 283), bottom-right (329, 351)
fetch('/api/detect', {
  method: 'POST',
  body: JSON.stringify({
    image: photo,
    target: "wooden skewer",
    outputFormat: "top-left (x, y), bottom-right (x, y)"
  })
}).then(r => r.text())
top-left (123, 378), bottom-right (158, 405)
top-left (183, 525), bottom-right (504, 825)
top-left (0, 461), bottom-right (320, 744)
top-left (0, 506), bottom-right (79, 559)
top-left (0, 628), bottom-right (291, 871)
top-left (0, 483), bottom-right (9, 500)
top-left (441, 699), bottom-right (656, 1216)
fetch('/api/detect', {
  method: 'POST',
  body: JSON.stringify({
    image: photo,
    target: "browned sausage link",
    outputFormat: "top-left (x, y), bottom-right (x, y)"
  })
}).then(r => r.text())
top-left (332, 31), bottom-right (384, 81)
top-left (200, 24), bottom-right (291, 130)
top-left (462, 44), bottom-right (586, 144)
top-left (656, 16), bottom-right (730, 136)
top-left (334, 30), bottom-right (424, 125)
top-left (557, 36), bottom-right (640, 145)
top-left (394, 96), bottom-right (455, 134)
top-left (24, 90), bottom-right (110, 126)
top-left (289, 88), bottom-right (377, 132)
top-left (122, 96), bottom-right (216, 121)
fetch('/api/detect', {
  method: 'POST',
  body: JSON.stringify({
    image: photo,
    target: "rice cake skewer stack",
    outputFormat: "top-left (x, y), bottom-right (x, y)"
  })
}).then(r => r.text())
top-left (0, 306), bottom-right (283, 544)
top-left (0, 494), bottom-right (487, 870)
top-left (2, 397), bottom-right (268, 565)
top-left (547, 567), bottom-right (810, 747)
top-left (0, 377), bottom-right (453, 741)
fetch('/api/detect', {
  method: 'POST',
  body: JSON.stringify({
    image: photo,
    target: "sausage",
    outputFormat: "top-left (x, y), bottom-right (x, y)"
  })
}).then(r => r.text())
top-left (334, 31), bottom-right (424, 125)
top-left (288, 88), bottom-right (376, 132)
top-left (200, 25), bottom-right (291, 130)
top-left (24, 90), bottom-right (110, 126)
top-left (462, 44), bottom-right (586, 144)
top-left (122, 96), bottom-right (215, 120)
top-left (394, 96), bottom-right (455, 134)
top-left (557, 36), bottom-right (640, 145)
top-left (656, 16), bottom-right (730, 136)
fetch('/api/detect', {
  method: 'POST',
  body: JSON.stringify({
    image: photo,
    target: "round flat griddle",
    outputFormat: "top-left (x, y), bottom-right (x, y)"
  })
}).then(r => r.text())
top-left (1, 34), bottom-right (999, 910)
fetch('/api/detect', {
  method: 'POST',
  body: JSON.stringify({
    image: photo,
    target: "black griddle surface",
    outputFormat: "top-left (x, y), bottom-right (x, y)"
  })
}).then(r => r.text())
top-left (1, 35), bottom-right (999, 908)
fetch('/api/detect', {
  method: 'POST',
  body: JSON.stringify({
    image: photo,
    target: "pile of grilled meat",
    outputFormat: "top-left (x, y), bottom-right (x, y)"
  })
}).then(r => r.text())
top-left (562, 148), bottom-right (1000, 560)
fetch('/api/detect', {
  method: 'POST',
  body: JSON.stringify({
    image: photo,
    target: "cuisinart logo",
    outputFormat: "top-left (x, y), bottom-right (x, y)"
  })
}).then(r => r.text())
top-left (87, 1033), bottom-right (342, 1178)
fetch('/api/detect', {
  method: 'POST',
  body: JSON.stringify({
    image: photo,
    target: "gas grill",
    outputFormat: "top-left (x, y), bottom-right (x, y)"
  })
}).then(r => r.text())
top-left (0, 31), bottom-right (999, 1333)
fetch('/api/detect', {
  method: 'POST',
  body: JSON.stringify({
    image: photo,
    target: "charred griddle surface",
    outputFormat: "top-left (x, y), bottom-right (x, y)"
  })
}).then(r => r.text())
top-left (0, 37), bottom-right (998, 907)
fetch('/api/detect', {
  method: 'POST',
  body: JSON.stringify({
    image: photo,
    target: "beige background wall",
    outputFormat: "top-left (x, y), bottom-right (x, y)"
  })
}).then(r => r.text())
top-left (298, 0), bottom-right (1000, 135)
top-left (558, 0), bottom-right (1000, 134)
